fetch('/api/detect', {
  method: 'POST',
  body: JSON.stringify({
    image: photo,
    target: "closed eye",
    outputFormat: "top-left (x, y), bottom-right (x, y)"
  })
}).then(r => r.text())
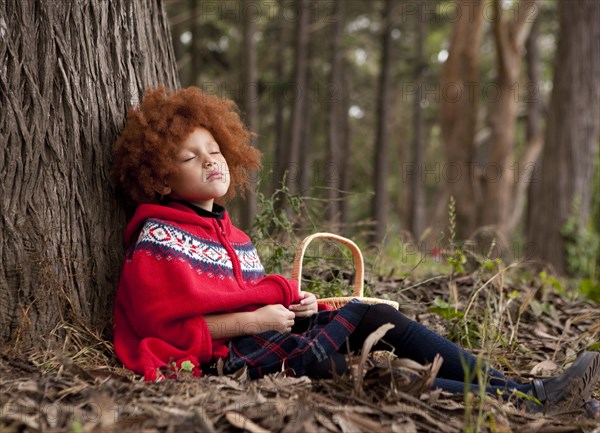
top-left (182, 155), bottom-right (196, 162)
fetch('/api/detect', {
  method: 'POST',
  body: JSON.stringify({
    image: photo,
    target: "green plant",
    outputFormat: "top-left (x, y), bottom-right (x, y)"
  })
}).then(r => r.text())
top-left (561, 197), bottom-right (599, 268)
top-left (250, 180), bottom-right (357, 300)
top-left (447, 196), bottom-right (468, 275)
top-left (250, 180), bottom-right (303, 275)
top-left (560, 197), bottom-right (600, 301)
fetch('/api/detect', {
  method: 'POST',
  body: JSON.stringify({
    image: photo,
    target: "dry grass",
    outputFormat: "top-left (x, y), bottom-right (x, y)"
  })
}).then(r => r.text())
top-left (1, 271), bottom-right (599, 433)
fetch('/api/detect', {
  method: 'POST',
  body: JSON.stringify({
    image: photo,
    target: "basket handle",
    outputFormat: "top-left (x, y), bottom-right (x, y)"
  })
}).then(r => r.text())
top-left (291, 232), bottom-right (364, 297)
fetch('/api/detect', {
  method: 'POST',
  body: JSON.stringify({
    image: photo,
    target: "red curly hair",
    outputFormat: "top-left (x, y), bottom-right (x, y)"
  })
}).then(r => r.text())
top-left (112, 86), bottom-right (261, 204)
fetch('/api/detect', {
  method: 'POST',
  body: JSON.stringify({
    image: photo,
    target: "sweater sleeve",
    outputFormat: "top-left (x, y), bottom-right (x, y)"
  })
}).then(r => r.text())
top-left (113, 246), bottom-right (300, 379)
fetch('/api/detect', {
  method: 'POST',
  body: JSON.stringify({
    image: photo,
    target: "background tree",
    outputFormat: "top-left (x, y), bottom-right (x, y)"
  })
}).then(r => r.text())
top-left (371, 0), bottom-right (396, 244)
top-left (284, 0), bottom-right (311, 197)
top-left (163, 0), bottom-right (599, 288)
top-left (239, 0), bottom-right (260, 230)
top-left (480, 0), bottom-right (538, 237)
top-left (527, 0), bottom-right (600, 274)
top-left (0, 0), bottom-right (179, 347)
top-left (408, 0), bottom-right (428, 240)
top-left (325, 0), bottom-right (344, 227)
top-left (439, 0), bottom-right (485, 240)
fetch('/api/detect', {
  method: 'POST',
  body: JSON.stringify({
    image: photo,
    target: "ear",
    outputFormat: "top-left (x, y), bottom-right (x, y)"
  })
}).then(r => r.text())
top-left (156, 183), bottom-right (171, 196)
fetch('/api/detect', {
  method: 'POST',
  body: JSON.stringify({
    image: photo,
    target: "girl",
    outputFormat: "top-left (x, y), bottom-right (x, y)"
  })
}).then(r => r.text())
top-left (111, 86), bottom-right (599, 416)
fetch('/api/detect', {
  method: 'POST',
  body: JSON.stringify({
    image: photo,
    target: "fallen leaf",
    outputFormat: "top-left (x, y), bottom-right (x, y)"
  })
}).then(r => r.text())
top-left (529, 360), bottom-right (558, 376)
top-left (225, 412), bottom-right (271, 433)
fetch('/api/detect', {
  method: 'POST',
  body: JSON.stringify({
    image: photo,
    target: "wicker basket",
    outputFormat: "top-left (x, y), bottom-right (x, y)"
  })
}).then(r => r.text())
top-left (291, 232), bottom-right (399, 310)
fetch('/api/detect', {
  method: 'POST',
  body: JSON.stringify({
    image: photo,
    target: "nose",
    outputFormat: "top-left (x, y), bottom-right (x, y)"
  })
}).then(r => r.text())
top-left (203, 160), bottom-right (216, 168)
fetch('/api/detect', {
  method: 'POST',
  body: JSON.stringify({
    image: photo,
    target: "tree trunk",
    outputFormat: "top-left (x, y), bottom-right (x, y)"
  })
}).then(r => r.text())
top-left (527, 0), bottom-right (600, 274)
top-left (239, 0), bottom-right (259, 230)
top-left (189, 0), bottom-right (201, 85)
top-left (409, 0), bottom-right (427, 240)
top-left (339, 62), bottom-right (352, 231)
top-left (440, 0), bottom-right (485, 239)
top-left (272, 0), bottom-right (288, 195)
top-left (480, 0), bottom-right (538, 236)
top-left (0, 0), bottom-right (179, 348)
top-left (372, 0), bottom-right (396, 244)
top-left (326, 0), bottom-right (344, 227)
top-left (299, 34), bottom-right (313, 196)
top-left (520, 18), bottom-right (544, 234)
top-left (285, 0), bottom-right (311, 196)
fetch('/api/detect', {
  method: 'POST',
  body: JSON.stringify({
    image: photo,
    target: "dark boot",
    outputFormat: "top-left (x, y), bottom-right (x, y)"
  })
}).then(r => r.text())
top-left (528, 351), bottom-right (600, 415)
top-left (584, 399), bottom-right (600, 419)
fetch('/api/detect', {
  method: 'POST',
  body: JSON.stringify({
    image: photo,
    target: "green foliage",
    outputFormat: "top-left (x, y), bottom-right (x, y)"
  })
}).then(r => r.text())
top-left (179, 360), bottom-right (195, 373)
top-left (587, 341), bottom-right (600, 351)
top-left (250, 183), bottom-right (358, 300)
top-left (250, 181), bottom-right (301, 275)
top-left (561, 201), bottom-right (600, 277)
top-left (539, 271), bottom-right (564, 295)
top-left (71, 420), bottom-right (83, 433)
top-left (304, 275), bottom-right (347, 299)
top-left (561, 197), bottom-right (600, 301)
top-left (429, 297), bottom-right (464, 321)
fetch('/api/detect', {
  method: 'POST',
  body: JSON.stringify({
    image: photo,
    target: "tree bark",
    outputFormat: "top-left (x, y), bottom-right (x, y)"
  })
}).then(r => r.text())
top-left (285, 0), bottom-right (311, 196)
top-left (480, 0), bottom-right (538, 236)
top-left (527, 0), bottom-right (600, 274)
top-left (339, 62), bottom-right (352, 231)
top-left (326, 0), bottom-right (344, 227)
top-left (272, 0), bottom-right (288, 195)
top-left (409, 0), bottom-right (427, 240)
top-left (440, 0), bottom-right (485, 239)
top-left (299, 32), bottom-right (313, 196)
top-left (522, 19), bottom-right (543, 234)
top-left (239, 0), bottom-right (259, 230)
top-left (372, 0), bottom-right (396, 244)
top-left (0, 0), bottom-right (179, 347)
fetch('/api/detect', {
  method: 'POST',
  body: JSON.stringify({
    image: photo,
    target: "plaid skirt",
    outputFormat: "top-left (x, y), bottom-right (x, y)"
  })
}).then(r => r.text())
top-left (223, 300), bottom-right (371, 379)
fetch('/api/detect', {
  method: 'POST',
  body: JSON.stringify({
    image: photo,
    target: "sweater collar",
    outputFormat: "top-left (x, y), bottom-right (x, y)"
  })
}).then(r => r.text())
top-left (166, 199), bottom-right (225, 220)
top-left (124, 201), bottom-right (233, 247)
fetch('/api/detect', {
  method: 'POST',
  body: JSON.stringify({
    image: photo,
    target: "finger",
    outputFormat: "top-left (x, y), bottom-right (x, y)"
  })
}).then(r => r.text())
top-left (300, 296), bottom-right (316, 305)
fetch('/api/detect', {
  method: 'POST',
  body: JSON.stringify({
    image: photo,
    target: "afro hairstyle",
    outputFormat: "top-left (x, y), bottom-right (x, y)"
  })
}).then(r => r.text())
top-left (111, 86), bottom-right (261, 205)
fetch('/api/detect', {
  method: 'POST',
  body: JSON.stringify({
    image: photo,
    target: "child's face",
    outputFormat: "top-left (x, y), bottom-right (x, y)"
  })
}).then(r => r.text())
top-left (163, 127), bottom-right (230, 211)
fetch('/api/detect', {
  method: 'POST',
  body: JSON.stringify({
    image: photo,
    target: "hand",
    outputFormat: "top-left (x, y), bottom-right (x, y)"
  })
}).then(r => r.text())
top-left (288, 291), bottom-right (318, 318)
top-left (253, 304), bottom-right (296, 333)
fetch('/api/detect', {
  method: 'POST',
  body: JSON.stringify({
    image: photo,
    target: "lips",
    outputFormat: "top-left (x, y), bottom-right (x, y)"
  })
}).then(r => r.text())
top-left (206, 171), bottom-right (223, 181)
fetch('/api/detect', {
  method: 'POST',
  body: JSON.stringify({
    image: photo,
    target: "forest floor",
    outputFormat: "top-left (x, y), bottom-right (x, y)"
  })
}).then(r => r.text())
top-left (1, 269), bottom-right (600, 433)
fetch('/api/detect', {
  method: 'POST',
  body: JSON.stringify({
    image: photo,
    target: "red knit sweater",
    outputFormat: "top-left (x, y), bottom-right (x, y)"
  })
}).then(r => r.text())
top-left (113, 202), bottom-right (300, 381)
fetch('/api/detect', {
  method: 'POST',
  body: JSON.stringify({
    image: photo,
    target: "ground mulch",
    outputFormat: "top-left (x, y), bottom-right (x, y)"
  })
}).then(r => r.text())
top-left (1, 270), bottom-right (599, 432)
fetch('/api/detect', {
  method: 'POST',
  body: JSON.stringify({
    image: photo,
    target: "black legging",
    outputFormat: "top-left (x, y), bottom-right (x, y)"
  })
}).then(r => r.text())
top-left (306, 304), bottom-right (529, 396)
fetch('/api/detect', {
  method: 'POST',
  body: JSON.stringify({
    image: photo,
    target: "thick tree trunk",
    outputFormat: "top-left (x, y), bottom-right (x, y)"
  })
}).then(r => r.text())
top-left (527, 0), bottom-right (600, 274)
top-left (372, 0), bottom-right (396, 244)
top-left (440, 0), bottom-right (485, 239)
top-left (239, 0), bottom-right (259, 230)
top-left (0, 0), bottom-right (179, 348)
